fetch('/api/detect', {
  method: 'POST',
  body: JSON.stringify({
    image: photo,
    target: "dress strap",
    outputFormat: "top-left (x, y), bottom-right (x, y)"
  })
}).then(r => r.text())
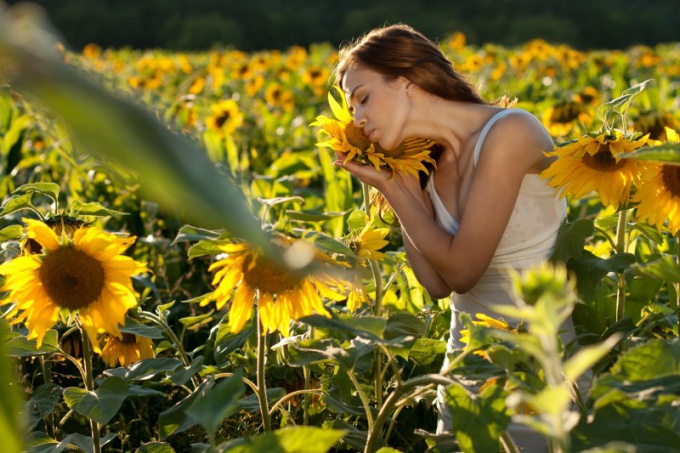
top-left (473, 109), bottom-right (532, 168)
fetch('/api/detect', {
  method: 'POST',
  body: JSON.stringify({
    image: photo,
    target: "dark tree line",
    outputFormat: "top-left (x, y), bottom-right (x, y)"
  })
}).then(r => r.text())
top-left (6, 0), bottom-right (680, 51)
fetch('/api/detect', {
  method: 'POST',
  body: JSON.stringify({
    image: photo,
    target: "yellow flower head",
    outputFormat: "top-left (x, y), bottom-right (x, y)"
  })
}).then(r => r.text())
top-left (0, 219), bottom-right (146, 351)
top-left (312, 88), bottom-right (437, 178)
top-left (632, 127), bottom-right (680, 235)
top-left (351, 223), bottom-right (390, 261)
top-left (100, 333), bottom-right (154, 367)
top-left (459, 313), bottom-right (516, 359)
top-left (205, 234), bottom-right (347, 336)
top-left (541, 130), bottom-right (647, 207)
top-left (206, 99), bottom-right (244, 135)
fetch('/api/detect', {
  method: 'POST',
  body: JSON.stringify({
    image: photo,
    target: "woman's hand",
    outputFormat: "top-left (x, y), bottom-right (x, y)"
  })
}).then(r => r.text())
top-left (334, 151), bottom-right (426, 205)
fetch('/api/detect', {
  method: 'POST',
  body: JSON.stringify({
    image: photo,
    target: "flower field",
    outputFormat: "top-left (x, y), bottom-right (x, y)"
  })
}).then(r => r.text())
top-left (1, 6), bottom-right (680, 453)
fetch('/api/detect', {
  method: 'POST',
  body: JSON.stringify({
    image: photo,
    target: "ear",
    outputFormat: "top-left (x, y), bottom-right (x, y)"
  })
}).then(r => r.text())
top-left (402, 78), bottom-right (415, 96)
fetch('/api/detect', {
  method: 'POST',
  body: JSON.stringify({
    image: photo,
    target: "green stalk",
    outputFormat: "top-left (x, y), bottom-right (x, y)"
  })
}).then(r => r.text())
top-left (256, 308), bottom-right (271, 431)
top-left (78, 325), bottom-right (101, 453)
top-left (369, 259), bottom-right (385, 406)
top-left (676, 233), bottom-right (680, 329)
top-left (615, 209), bottom-right (628, 322)
top-left (139, 311), bottom-right (199, 389)
top-left (303, 326), bottom-right (315, 425)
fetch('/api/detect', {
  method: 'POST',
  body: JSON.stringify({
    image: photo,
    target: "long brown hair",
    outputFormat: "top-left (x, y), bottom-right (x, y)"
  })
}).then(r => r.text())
top-left (335, 23), bottom-right (488, 105)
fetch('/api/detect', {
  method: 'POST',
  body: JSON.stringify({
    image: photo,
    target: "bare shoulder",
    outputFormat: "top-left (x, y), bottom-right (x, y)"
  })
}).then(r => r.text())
top-left (478, 109), bottom-right (554, 172)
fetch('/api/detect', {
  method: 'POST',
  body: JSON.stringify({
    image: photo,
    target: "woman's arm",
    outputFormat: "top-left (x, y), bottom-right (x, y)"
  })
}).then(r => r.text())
top-left (339, 114), bottom-right (552, 294)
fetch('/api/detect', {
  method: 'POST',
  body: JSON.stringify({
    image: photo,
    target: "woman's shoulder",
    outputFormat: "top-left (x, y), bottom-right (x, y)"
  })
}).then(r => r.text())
top-left (477, 108), bottom-right (553, 170)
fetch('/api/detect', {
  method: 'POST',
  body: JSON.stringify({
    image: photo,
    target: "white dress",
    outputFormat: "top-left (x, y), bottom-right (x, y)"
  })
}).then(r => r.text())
top-left (428, 108), bottom-right (573, 449)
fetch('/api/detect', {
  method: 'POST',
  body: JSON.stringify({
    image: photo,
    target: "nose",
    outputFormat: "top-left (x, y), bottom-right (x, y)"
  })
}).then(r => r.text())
top-left (353, 111), bottom-right (366, 128)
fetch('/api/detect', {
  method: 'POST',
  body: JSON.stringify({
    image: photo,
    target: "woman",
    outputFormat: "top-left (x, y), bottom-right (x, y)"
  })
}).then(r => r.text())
top-left (333, 24), bottom-right (574, 450)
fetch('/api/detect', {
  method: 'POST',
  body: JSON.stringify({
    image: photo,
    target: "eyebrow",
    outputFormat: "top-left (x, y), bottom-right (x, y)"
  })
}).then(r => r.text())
top-left (346, 84), bottom-right (363, 102)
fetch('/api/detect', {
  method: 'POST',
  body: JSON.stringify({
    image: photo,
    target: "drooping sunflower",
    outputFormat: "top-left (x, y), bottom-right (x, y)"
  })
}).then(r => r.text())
top-left (204, 235), bottom-right (348, 336)
top-left (0, 219), bottom-right (146, 351)
top-left (632, 127), bottom-right (680, 235)
top-left (205, 99), bottom-right (244, 135)
top-left (100, 333), bottom-right (154, 367)
top-left (541, 130), bottom-right (648, 207)
top-left (312, 88), bottom-right (437, 177)
top-left (344, 223), bottom-right (390, 312)
top-left (352, 223), bottom-right (390, 261)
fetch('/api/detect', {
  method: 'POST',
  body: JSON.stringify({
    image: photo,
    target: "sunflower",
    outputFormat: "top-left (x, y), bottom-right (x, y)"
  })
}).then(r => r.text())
top-left (344, 223), bottom-right (390, 312)
top-left (22, 215), bottom-right (86, 255)
top-left (0, 219), bottom-right (146, 351)
top-left (312, 88), bottom-right (437, 177)
top-left (100, 333), bottom-right (154, 367)
top-left (353, 223), bottom-right (389, 261)
top-left (541, 130), bottom-right (648, 207)
top-left (459, 313), bottom-right (516, 360)
top-left (204, 235), bottom-right (347, 336)
top-left (205, 99), bottom-right (244, 135)
top-left (632, 127), bottom-right (680, 235)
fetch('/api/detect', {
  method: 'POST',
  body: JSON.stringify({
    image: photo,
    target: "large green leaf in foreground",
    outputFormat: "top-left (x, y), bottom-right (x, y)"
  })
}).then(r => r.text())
top-left (0, 3), bottom-right (266, 250)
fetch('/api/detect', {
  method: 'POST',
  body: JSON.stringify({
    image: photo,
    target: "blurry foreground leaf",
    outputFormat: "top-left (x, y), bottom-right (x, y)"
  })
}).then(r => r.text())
top-left (0, 4), bottom-right (269, 253)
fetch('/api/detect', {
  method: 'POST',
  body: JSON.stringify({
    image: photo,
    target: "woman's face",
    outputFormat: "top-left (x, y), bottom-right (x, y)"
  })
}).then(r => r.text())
top-left (342, 65), bottom-right (411, 151)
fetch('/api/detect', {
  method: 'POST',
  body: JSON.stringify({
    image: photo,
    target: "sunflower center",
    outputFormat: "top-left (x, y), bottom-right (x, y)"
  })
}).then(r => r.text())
top-left (551, 102), bottom-right (581, 123)
top-left (216, 112), bottom-right (230, 128)
top-left (661, 165), bottom-right (680, 197)
top-left (242, 256), bottom-right (302, 293)
top-left (38, 246), bottom-right (106, 310)
top-left (121, 333), bottom-right (137, 345)
top-left (582, 144), bottom-right (626, 172)
top-left (345, 123), bottom-right (372, 151)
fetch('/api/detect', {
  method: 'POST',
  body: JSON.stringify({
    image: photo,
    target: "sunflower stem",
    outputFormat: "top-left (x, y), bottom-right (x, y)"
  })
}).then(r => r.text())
top-left (368, 259), bottom-right (384, 406)
top-left (79, 325), bottom-right (101, 453)
top-left (303, 326), bottom-right (314, 426)
top-left (676, 233), bottom-right (680, 330)
top-left (256, 308), bottom-right (272, 431)
top-left (615, 209), bottom-right (628, 323)
top-left (362, 182), bottom-right (371, 213)
top-left (139, 311), bottom-right (199, 389)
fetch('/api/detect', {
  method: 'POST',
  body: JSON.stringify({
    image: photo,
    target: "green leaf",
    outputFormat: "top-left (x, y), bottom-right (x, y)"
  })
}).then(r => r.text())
top-left (285, 210), bottom-right (345, 222)
top-left (0, 224), bottom-right (24, 242)
top-left (67, 200), bottom-right (127, 217)
top-left (445, 383), bottom-right (511, 453)
top-left (407, 338), bottom-right (447, 365)
top-left (186, 372), bottom-right (245, 436)
top-left (5, 329), bottom-right (59, 357)
top-left (0, 323), bottom-right (23, 453)
top-left (179, 311), bottom-right (214, 329)
top-left (119, 319), bottom-right (165, 340)
top-left (568, 251), bottom-right (635, 303)
top-left (135, 442), bottom-right (176, 453)
top-left (609, 338), bottom-right (680, 380)
top-left (620, 141), bottom-right (680, 163)
top-left (550, 219), bottom-right (594, 263)
top-left (630, 221), bottom-right (664, 245)
top-left (25, 382), bottom-right (62, 429)
top-left (563, 334), bottom-right (623, 382)
top-left (172, 225), bottom-right (223, 244)
top-left (220, 426), bottom-right (346, 453)
top-left (13, 182), bottom-right (61, 205)
top-left (237, 387), bottom-right (286, 413)
top-left (158, 379), bottom-right (212, 440)
top-left (63, 376), bottom-right (129, 425)
top-left (167, 356), bottom-right (204, 387)
top-left (188, 239), bottom-right (231, 259)
top-left (213, 320), bottom-right (252, 364)
top-left (104, 357), bottom-right (184, 382)
top-left (0, 193), bottom-right (35, 218)
top-left (257, 196), bottom-right (304, 207)
top-left (633, 255), bottom-right (680, 284)
top-left (295, 229), bottom-right (355, 257)
top-left (0, 114), bottom-right (29, 155)
top-left (384, 312), bottom-right (426, 340)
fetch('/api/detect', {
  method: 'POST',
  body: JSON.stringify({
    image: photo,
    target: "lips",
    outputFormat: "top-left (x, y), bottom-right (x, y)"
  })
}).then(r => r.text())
top-left (365, 128), bottom-right (376, 141)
